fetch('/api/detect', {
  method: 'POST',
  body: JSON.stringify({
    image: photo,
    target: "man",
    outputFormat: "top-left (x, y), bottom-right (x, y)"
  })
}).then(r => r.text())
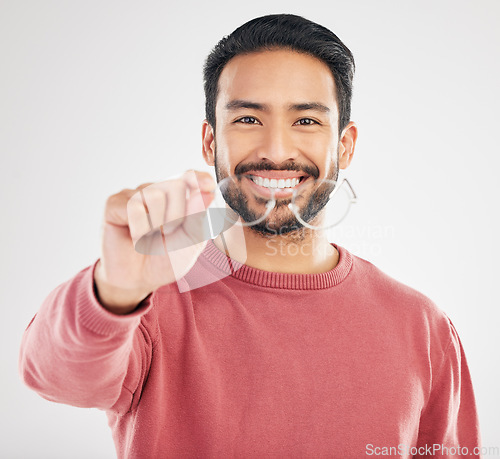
top-left (19, 14), bottom-right (481, 457)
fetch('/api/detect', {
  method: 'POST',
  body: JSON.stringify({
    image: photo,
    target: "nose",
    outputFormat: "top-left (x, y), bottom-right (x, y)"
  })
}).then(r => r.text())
top-left (256, 123), bottom-right (299, 164)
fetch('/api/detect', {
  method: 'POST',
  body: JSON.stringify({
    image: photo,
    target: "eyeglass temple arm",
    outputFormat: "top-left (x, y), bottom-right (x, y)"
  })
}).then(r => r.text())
top-left (342, 178), bottom-right (357, 203)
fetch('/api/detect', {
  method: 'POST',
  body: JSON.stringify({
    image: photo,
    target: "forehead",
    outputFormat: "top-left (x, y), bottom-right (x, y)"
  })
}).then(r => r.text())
top-left (217, 49), bottom-right (337, 111)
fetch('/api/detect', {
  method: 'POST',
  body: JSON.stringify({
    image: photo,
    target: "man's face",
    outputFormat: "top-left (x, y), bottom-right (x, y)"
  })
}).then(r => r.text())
top-left (205, 49), bottom-right (341, 235)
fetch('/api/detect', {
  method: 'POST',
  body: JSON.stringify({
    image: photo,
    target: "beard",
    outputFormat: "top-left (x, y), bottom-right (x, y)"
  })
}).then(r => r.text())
top-left (214, 145), bottom-right (339, 238)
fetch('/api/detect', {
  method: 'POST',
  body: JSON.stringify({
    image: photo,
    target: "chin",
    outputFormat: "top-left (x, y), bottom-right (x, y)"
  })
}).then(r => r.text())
top-left (249, 217), bottom-right (305, 237)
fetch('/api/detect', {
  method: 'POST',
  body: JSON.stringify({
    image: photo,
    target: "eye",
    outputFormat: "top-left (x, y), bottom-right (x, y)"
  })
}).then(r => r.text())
top-left (235, 116), bottom-right (260, 125)
top-left (294, 118), bottom-right (319, 126)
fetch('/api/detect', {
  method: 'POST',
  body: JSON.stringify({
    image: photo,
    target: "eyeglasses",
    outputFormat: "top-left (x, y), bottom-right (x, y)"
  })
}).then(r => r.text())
top-left (132, 173), bottom-right (358, 255)
top-left (213, 174), bottom-right (357, 231)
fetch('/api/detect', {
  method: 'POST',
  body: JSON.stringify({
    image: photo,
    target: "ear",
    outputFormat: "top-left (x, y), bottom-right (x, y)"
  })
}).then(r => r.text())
top-left (202, 120), bottom-right (215, 166)
top-left (338, 121), bottom-right (358, 170)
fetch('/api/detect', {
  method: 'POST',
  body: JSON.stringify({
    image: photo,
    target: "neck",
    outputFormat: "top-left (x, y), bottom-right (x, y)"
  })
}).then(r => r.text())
top-left (213, 224), bottom-right (339, 275)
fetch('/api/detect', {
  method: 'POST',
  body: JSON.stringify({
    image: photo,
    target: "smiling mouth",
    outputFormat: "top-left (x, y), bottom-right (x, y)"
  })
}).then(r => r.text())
top-left (245, 175), bottom-right (307, 191)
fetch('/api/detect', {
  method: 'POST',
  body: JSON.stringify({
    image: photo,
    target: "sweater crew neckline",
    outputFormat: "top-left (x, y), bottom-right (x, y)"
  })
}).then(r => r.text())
top-left (200, 238), bottom-right (353, 290)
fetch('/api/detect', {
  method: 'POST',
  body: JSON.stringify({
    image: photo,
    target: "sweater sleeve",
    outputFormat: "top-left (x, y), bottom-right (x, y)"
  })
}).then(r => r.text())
top-left (415, 318), bottom-right (482, 458)
top-left (18, 259), bottom-right (157, 415)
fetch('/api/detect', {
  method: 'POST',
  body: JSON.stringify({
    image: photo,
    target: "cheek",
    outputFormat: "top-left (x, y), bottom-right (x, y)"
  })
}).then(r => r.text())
top-left (217, 128), bottom-right (255, 163)
top-left (298, 135), bottom-right (336, 164)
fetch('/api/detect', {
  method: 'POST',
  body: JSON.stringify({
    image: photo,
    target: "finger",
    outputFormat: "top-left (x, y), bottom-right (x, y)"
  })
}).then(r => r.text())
top-left (182, 170), bottom-right (216, 215)
top-left (105, 182), bottom-right (155, 226)
top-left (164, 171), bottom-right (216, 250)
top-left (182, 169), bottom-right (216, 193)
top-left (122, 182), bottom-right (157, 245)
top-left (126, 192), bottom-right (155, 246)
top-left (141, 179), bottom-right (187, 235)
top-left (163, 180), bottom-right (188, 234)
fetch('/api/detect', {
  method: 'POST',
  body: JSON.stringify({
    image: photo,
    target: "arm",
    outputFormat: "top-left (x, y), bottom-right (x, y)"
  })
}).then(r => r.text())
top-left (18, 259), bottom-right (156, 414)
top-left (415, 318), bottom-right (482, 458)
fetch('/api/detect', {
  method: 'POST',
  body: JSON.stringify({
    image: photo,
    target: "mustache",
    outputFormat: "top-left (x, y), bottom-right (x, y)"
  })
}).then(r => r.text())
top-left (234, 161), bottom-right (319, 179)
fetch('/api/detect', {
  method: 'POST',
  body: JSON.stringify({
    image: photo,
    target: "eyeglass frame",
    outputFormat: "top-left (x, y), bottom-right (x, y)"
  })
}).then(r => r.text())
top-left (215, 174), bottom-right (357, 231)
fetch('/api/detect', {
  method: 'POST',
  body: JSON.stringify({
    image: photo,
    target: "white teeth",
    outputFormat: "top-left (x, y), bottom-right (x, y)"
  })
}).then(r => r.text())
top-left (250, 176), bottom-right (302, 189)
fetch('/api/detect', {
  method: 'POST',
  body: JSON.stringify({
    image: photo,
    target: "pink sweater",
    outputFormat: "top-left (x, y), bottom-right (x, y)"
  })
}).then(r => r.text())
top-left (19, 241), bottom-right (481, 458)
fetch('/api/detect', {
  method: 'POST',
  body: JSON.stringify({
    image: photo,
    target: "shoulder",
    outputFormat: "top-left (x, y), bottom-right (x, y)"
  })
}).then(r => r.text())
top-left (348, 250), bottom-right (453, 339)
top-left (346, 251), bottom-right (461, 382)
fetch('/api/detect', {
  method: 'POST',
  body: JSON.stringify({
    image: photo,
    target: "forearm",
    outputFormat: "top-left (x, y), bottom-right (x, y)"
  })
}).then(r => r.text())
top-left (18, 259), bottom-right (153, 410)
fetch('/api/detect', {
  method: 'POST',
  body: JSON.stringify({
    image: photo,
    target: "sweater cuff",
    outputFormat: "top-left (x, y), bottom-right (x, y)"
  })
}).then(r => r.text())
top-left (76, 258), bottom-right (154, 336)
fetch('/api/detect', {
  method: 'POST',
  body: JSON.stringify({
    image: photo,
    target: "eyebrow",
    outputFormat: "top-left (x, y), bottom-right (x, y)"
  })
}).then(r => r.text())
top-left (225, 99), bottom-right (331, 114)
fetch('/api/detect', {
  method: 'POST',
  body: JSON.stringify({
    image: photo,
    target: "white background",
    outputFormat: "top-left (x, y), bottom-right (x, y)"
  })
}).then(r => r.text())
top-left (1, 0), bottom-right (499, 457)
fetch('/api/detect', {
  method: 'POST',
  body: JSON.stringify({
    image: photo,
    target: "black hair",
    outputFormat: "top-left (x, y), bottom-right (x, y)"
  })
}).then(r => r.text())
top-left (203, 13), bottom-right (355, 137)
